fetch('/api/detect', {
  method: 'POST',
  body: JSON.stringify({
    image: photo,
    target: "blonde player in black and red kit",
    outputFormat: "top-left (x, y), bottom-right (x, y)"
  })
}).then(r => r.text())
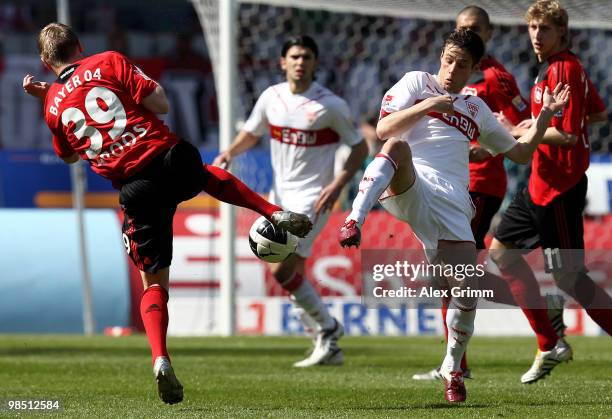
top-left (491, 0), bottom-right (612, 384)
top-left (214, 36), bottom-right (368, 367)
top-left (412, 5), bottom-right (532, 382)
top-left (23, 23), bottom-right (313, 405)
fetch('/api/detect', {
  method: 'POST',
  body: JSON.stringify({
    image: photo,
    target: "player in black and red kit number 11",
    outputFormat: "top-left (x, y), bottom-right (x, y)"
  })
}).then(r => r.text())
top-left (23, 22), bottom-right (313, 405)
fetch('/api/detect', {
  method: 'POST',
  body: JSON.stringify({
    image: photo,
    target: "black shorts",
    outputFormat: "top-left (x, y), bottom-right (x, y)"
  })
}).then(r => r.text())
top-left (119, 140), bottom-right (206, 273)
top-left (469, 191), bottom-right (503, 250)
top-left (494, 175), bottom-right (587, 270)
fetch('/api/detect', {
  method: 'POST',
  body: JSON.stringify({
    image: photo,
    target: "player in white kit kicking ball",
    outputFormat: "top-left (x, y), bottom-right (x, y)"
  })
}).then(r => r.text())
top-left (214, 35), bottom-right (368, 367)
top-left (338, 29), bottom-right (569, 402)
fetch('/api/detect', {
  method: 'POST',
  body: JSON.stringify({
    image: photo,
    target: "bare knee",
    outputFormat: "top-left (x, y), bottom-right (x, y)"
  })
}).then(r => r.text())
top-left (381, 138), bottom-right (415, 194)
top-left (489, 239), bottom-right (520, 270)
top-left (141, 267), bottom-right (170, 290)
top-left (269, 254), bottom-right (304, 284)
top-left (382, 138), bottom-right (411, 164)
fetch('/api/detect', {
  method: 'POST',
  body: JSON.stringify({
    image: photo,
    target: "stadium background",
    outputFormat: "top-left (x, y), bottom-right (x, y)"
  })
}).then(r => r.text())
top-left (0, 0), bottom-right (610, 337)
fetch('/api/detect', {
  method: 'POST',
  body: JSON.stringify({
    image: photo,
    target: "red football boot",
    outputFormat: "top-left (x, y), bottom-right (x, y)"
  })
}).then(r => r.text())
top-left (339, 220), bottom-right (361, 248)
top-left (443, 371), bottom-right (467, 403)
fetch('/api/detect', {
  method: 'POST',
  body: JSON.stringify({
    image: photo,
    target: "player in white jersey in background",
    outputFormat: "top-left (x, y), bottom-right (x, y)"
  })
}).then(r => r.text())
top-left (338, 29), bottom-right (569, 402)
top-left (214, 35), bottom-right (368, 367)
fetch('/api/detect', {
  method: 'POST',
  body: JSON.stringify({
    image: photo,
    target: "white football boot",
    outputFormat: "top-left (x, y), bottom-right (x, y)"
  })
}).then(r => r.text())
top-left (293, 319), bottom-right (344, 367)
top-left (153, 356), bottom-right (184, 404)
top-left (521, 338), bottom-right (573, 384)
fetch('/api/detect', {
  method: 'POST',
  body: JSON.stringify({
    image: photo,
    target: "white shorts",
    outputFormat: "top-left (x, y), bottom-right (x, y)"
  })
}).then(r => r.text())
top-left (269, 190), bottom-right (330, 258)
top-left (379, 165), bottom-right (475, 250)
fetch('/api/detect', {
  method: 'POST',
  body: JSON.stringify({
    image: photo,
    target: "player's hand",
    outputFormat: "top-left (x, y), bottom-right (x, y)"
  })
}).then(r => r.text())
top-left (426, 95), bottom-right (456, 115)
top-left (469, 144), bottom-right (492, 162)
top-left (543, 82), bottom-right (570, 113)
top-left (212, 151), bottom-right (232, 168)
top-left (494, 111), bottom-right (516, 131)
top-left (517, 118), bottom-right (534, 129)
top-left (23, 74), bottom-right (50, 99)
top-left (314, 181), bottom-right (342, 215)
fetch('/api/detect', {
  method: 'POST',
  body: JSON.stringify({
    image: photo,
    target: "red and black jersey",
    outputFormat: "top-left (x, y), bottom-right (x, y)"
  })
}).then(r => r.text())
top-left (586, 77), bottom-right (606, 116)
top-left (43, 51), bottom-right (178, 187)
top-left (529, 49), bottom-right (591, 206)
top-left (461, 55), bottom-right (530, 198)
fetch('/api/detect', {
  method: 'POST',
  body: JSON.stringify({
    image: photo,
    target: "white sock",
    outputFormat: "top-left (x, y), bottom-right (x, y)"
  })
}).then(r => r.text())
top-left (347, 153), bottom-right (397, 225)
top-left (291, 279), bottom-right (335, 331)
top-left (289, 301), bottom-right (318, 336)
top-left (441, 305), bottom-right (476, 374)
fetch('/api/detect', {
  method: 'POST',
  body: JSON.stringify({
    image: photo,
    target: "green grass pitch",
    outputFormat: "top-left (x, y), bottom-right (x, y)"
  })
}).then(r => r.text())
top-left (1, 335), bottom-right (610, 417)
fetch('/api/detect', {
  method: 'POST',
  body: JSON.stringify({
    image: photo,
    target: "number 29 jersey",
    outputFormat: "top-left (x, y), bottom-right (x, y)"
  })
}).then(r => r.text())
top-left (43, 51), bottom-right (178, 186)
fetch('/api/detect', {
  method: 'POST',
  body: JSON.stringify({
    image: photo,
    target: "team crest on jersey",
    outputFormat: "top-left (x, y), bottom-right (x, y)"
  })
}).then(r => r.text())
top-left (466, 101), bottom-right (479, 118)
top-left (461, 87), bottom-right (478, 96)
top-left (534, 86), bottom-right (543, 104)
top-left (382, 94), bottom-right (393, 106)
top-left (512, 95), bottom-right (527, 111)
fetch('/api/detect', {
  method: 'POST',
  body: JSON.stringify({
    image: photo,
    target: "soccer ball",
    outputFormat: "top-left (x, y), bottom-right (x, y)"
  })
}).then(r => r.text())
top-left (249, 216), bottom-right (298, 263)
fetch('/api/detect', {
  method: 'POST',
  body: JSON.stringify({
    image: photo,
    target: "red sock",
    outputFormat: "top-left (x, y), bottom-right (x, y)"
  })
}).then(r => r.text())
top-left (140, 285), bottom-right (169, 363)
top-left (499, 259), bottom-right (558, 351)
top-left (441, 295), bottom-right (469, 370)
top-left (203, 164), bottom-right (281, 218)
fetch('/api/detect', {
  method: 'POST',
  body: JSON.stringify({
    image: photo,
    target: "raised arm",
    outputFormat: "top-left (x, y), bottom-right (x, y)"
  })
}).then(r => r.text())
top-left (505, 83), bottom-right (570, 164)
top-left (23, 74), bottom-right (50, 100)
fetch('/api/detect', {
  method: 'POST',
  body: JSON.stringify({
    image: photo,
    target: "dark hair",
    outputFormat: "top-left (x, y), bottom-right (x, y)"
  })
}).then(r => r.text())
top-left (443, 28), bottom-right (485, 64)
top-left (458, 5), bottom-right (492, 29)
top-left (281, 35), bottom-right (318, 58)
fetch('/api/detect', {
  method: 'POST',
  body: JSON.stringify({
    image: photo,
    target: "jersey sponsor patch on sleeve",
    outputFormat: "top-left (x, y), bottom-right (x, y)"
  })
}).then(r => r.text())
top-left (512, 95), bottom-right (527, 111)
top-left (382, 94), bottom-right (393, 107)
top-left (379, 109), bottom-right (391, 119)
top-left (534, 86), bottom-right (543, 104)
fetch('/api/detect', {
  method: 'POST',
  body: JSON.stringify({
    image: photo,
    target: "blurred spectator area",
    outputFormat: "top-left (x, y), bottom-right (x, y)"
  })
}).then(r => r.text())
top-left (0, 1), bottom-right (609, 212)
top-left (0, 1), bottom-right (609, 152)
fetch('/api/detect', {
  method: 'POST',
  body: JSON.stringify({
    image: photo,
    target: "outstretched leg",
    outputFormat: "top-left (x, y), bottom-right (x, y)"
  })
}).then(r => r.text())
top-left (340, 138), bottom-right (415, 247)
top-left (203, 164), bottom-right (312, 237)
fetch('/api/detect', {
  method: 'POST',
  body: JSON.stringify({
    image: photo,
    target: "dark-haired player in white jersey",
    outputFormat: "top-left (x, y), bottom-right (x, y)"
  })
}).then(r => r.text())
top-left (413, 4), bottom-right (531, 382)
top-left (214, 36), bottom-right (368, 367)
top-left (339, 29), bottom-right (569, 402)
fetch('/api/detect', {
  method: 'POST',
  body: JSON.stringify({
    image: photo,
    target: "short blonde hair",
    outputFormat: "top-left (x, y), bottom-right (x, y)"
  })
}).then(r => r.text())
top-left (525, 1), bottom-right (569, 43)
top-left (38, 23), bottom-right (80, 67)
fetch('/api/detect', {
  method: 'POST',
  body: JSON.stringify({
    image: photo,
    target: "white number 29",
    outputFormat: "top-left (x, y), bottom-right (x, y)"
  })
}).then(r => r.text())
top-left (61, 87), bottom-right (127, 159)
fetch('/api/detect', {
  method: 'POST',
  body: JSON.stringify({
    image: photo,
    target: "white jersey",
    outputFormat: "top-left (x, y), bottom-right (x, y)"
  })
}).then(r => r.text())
top-left (243, 81), bottom-right (361, 203)
top-left (380, 71), bottom-right (517, 192)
